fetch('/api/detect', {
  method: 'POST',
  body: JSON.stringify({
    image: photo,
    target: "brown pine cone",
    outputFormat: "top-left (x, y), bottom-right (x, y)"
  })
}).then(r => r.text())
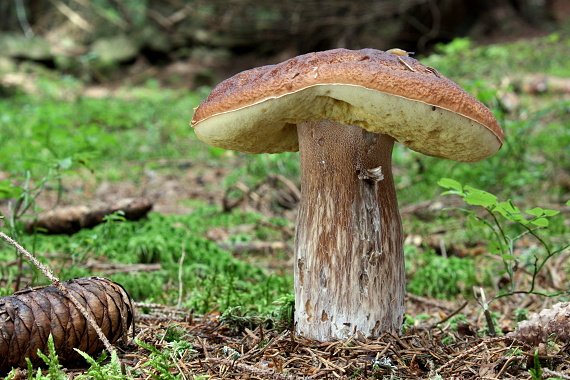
top-left (0, 277), bottom-right (134, 375)
top-left (509, 302), bottom-right (570, 346)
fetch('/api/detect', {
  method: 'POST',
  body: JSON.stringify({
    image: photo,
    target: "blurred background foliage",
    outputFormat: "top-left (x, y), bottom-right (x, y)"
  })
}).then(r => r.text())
top-left (1, 0), bottom-right (568, 88)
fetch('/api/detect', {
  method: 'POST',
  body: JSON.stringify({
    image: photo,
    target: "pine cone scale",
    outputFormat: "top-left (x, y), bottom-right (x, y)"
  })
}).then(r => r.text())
top-left (0, 277), bottom-right (134, 374)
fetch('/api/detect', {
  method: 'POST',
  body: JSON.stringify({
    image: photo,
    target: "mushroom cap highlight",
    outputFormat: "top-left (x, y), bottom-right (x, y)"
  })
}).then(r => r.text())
top-left (191, 48), bottom-right (504, 162)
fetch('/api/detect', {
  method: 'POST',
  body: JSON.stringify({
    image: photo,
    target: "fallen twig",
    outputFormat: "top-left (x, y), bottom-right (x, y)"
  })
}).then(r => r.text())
top-left (428, 300), bottom-right (469, 329)
top-left (543, 368), bottom-right (570, 379)
top-left (25, 197), bottom-right (153, 234)
top-left (208, 357), bottom-right (305, 380)
top-left (436, 337), bottom-right (507, 374)
top-left (85, 262), bottom-right (162, 274)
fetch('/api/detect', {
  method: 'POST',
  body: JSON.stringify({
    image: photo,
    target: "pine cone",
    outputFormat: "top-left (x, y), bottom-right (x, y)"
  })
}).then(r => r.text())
top-left (509, 302), bottom-right (570, 346)
top-left (0, 277), bottom-right (134, 374)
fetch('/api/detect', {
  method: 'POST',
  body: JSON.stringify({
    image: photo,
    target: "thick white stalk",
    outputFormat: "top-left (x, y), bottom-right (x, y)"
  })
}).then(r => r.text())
top-left (295, 120), bottom-right (405, 341)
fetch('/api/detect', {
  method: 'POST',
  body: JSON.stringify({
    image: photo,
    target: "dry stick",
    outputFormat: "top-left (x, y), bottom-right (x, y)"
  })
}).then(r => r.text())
top-left (543, 368), bottom-right (570, 380)
top-left (51, 0), bottom-right (94, 32)
top-left (435, 337), bottom-right (507, 374)
top-left (0, 231), bottom-right (115, 354)
top-left (407, 293), bottom-right (455, 312)
top-left (208, 358), bottom-right (304, 380)
top-left (85, 262), bottom-right (161, 274)
top-left (428, 300), bottom-right (469, 329)
top-left (435, 340), bottom-right (487, 374)
top-left (177, 245), bottom-right (186, 308)
top-left (71, 0), bottom-right (128, 29)
top-left (496, 351), bottom-right (524, 378)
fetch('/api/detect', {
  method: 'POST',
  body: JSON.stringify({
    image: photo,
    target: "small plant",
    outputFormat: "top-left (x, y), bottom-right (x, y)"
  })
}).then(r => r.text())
top-left (136, 339), bottom-right (210, 380)
top-left (439, 178), bottom-right (570, 300)
top-left (528, 349), bottom-right (543, 380)
top-left (219, 306), bottom-right (274, 333)
top-left (370, 357), bottom-right (397, 378)
top-left (136, 339), bottom-right (181, 380)
top-left (274, 293), bottom-right (295, 328)
top-left (161, 324), bottom-right (197, 361)
top-left (402, 313), bottom-right (432, 333)
top-left (0, 152), bottom-right (90, 289)
top-left (0, 156), bottom-right (90, 235)
top-left (167, 340), bottom-right (196, 361)
top-left (221, 346), bottom-right (241, 360)
top-left (514, 307), bottom-right (529, 322)
top-left (8, 334), bottom-right (67, 380)
top-left (163, 324), bottom-right (188, 343)
top-left (74, 350), bottom-right (130, 380)
top-left (407, 251), bottom-right (478, 299)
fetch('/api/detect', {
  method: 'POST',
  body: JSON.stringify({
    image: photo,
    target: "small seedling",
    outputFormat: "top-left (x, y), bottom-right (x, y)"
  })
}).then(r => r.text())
top-left (514, 307), bottom-right (529, 322)
top-left (439, 178), bottom-right (570, 300)
top-left (163, 324), bottom-right (188, 343)
top-left (167, 340), bottom-right (196, 361)
top-left (136, 339), bottom-right (182, 380)
top-left (274, 293), bottom-right (295, 328)
top-left (17, 334), bottom-right (66, 380)
top-left (219, 306), bottom-right (274, 333)
top-left (528, 349), bottom-right (543, 380)
top-left (73, 350), bottom-right (129, 380)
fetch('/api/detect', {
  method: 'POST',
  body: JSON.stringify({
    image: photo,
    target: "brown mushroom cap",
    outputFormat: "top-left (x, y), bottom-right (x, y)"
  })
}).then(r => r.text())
top-left (191, 48), bottom-right (504, 162)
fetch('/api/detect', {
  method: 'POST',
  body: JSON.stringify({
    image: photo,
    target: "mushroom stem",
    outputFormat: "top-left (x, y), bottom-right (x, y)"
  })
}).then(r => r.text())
top-left (295, 120), bottom-right (406, 340)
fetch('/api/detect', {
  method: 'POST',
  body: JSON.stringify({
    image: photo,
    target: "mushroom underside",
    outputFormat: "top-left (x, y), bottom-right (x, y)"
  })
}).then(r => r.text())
top-left (193, 84), bottom-right (502, 161)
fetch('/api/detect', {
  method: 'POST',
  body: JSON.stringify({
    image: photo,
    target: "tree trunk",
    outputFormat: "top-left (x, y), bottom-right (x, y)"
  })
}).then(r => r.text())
top-left (295, 120), bottom-right (405, 341)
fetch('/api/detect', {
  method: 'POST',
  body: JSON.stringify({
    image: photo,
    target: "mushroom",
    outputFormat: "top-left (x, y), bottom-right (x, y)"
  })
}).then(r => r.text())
top-left (191, 48), bottom-right (504, 341)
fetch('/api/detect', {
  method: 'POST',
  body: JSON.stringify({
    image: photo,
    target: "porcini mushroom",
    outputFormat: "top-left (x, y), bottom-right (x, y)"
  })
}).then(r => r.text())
top-left (191, 48), bottom-right (504, 341)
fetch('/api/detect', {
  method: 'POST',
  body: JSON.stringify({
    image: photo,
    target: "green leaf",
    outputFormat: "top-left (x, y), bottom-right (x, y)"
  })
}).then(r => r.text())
top-left (438, 178), bottom-right (463, 192)
top-left (502, 254), bottom-right (516, 261)
top-left (566, 200), bottom-right (570, 206)
top-left (463, 187), bottom-right (498, 208)
top-left (58, 157), bottom-right (73, 170)
top-left (530, 217), bottom-right (549, 227)
top-left (488, 240), bottom-right (504, 254)
top-left (468, 214), bottom-right (491, 229)
top-left (0, 181), bottom-right (23, 199)
top-left (496, 201), bottom-right (523, 221)
top-left (525, 207), bottom-right (544, 217)
top-left (542, 209), bottom-right (560, 217)
top-left (498, 200), bottom-right (521, 215)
